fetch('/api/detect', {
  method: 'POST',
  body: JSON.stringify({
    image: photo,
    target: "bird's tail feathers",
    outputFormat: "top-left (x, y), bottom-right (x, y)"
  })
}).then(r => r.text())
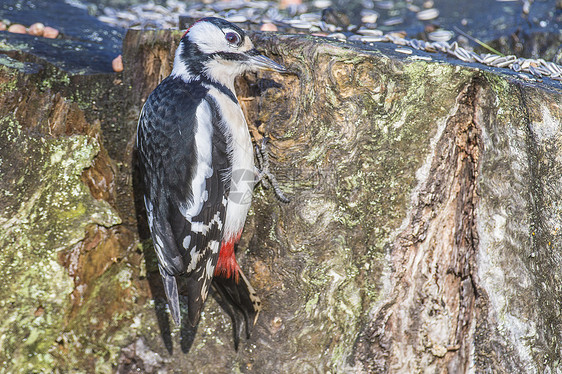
top-left (159, 267), bottom-right (212, 327)
top-left (184, 275), bottom-right (209, 327)
top-left (159, 265), bottom-right (181, 325)
top-left (212, 268), bottom-right (261, 349)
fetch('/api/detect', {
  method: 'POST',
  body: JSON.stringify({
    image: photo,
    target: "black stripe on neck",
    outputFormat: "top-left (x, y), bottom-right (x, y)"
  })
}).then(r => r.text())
top-left (199, 76), bottom-right (238, 104)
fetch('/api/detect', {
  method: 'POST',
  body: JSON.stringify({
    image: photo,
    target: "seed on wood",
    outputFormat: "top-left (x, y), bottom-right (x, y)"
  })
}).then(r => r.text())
top-left (416, 8), bottom-right (440, 20)
top-left (376, 1), bottom-right (394, 10)
top-left (361, 12), bottom-right (379, 24)
top-left (8, 24), bottom-right (27, 34)
top-left (327, 32), bottom-right (346, 41)
top-left (411, 55), bottom-right (432, 61)
top-left (28, 22), bottom-right (45, 37)
top-left (357, 28), bottom-right (383, 36)
top-left (261, 23), bottom-right (278, 31)
top-left (395, 47), bottom-right (413, 54)
top-left (383, 17), bottom-right (404, 26)
top-left (360, 35), bottom-right (385, 43)
top-left (428, 30), bottom-right (453, 42)
top-left (112, 55), bottom-right (124, 72)
top-left (226, 15), bottom-right (248, 23)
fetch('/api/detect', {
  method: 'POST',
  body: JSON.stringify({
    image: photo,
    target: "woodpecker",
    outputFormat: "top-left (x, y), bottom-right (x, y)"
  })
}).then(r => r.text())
top-left (136, 17), bottom-right (286, 335)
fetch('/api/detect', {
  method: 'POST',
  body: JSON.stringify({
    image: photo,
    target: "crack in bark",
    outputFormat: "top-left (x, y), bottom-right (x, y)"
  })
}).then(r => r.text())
top-left (353, 77), bottom-right (485, 373)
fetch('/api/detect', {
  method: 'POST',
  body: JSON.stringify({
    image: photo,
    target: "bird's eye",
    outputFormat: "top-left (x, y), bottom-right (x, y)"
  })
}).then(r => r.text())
top-left (225, 32), bottom-right (240, 45)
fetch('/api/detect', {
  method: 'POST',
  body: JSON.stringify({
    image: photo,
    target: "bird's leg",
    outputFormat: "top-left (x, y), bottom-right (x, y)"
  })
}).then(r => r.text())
top-left (254, 136), bottom-right (291, 204)
top-left (254, 141), bottom-right (271, 188)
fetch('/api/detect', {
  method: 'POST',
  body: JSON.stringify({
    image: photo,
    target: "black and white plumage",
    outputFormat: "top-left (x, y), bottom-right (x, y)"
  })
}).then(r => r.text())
top-left (136, 17), bottom-right (286, 330)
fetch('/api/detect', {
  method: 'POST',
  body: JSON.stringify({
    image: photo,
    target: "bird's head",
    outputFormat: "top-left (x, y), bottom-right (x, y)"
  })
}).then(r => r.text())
top-left (172, 17), bottom-right (286, 88)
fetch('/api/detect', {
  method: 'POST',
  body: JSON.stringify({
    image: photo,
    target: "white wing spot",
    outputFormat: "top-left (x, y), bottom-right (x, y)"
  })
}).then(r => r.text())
top-left (198, 269), bottom-right (206, 282)
top-left (190, 211), bottom-right (223, 234)
top-left (205, 257), bottom-right (214, 279)
top-left (179, 101), bottom-right (214, 221)
top-left (210, 240), bottom-right (220, 254)
top-left (186, 246), bottom-right (204, 273)
top-left (201, 278), bottom-right (209, 301)
top-left (155, 234), bottom-right (164, 249)
top-left (183, 236), bottom-right (191, 250)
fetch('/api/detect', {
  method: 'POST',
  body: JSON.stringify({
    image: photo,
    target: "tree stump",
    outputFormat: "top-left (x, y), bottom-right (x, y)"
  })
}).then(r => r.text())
top-left (0, 26), bottom-right (561, 373)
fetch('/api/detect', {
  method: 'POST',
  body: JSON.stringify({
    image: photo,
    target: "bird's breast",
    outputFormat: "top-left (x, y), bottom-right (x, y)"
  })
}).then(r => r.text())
top-left (208, 87), bottom-right (255, 241)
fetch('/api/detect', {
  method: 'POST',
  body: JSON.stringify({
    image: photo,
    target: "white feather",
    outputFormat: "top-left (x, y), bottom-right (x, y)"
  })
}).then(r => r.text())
top-left (170, 42), bottom-right (194, 82)
top-left (203, 59), bottom-right (247, 93)
top-left (179, 101), bottom-right (214, 220)
top-left (187, 22), bottom-right (249, 55)
top-left (191, 211), bottom-right (223, 234)
top-left (144, 196), bottom-right (154, 230)
top-left (186, 246), bottom-right (204, 273)
top-left (182, 236), bottom-right (191, 250)
top-left (210, 240), bottom-right (220, 254)
top-left (206, 86), bottom-right (255, 242)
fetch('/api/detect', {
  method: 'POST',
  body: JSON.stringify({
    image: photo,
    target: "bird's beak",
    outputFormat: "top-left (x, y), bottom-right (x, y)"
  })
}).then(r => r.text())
top-left (246, 49), bottom-right (287, 73)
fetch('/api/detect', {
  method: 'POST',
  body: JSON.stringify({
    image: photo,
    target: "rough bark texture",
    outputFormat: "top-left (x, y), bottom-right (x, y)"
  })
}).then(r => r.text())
top-left (0, 28), bottom-right (561, 373)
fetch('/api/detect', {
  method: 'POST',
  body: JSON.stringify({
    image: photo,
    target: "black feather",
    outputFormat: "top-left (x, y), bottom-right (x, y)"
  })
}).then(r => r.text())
top-left (159, 264), bottom-right (180, 324)
top-left (212, 268), bottom-right (262, 349)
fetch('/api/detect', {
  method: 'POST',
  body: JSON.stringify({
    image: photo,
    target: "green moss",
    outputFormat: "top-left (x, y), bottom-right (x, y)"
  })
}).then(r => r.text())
top-left (38, 68), bottom-right (71, 92)
top-left (0, 38), bottom-right (30, 53)
top-left (305, 293), bottom-right (320, 315)
top-left (70, 78), bottom-right (108, 110)
top-left (0, 116), bottom-right (120, 372)
top-left (0, 66), bottom-right (19, 95)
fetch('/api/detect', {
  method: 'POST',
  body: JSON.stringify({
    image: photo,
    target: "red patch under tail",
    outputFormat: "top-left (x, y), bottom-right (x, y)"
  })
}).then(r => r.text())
top-left (214, 232), bottom-right (242, 282)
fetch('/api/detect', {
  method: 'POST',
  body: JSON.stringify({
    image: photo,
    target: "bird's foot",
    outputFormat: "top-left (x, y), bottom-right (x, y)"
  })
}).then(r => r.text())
top-left (254, 137), bottom-right (291, 204)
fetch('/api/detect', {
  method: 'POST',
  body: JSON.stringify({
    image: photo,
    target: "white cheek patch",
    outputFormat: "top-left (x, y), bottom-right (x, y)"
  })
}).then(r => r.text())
top-left (203, 59), bottom-right (247, 90)
top-left (188, 23), bottom-right (242, 54)
top-left (241, 36), bottom-right (254, 52)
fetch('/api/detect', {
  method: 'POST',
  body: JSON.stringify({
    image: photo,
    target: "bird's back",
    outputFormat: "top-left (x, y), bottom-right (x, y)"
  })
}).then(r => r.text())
top-left (137, 75), bottom-right (232, 324)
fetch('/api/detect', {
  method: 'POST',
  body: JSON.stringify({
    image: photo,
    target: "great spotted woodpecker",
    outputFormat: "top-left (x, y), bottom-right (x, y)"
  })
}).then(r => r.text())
top-left (136, 17), bottom-right (286, 336)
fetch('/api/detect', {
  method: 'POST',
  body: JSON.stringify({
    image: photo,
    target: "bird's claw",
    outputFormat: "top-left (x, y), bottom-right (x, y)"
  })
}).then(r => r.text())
top-left (255, 137), bottom-right (291, 204)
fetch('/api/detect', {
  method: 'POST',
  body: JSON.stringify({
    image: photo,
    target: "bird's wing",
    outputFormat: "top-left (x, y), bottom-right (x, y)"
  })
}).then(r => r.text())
top-left (137, 79), bottom-right (230, 325)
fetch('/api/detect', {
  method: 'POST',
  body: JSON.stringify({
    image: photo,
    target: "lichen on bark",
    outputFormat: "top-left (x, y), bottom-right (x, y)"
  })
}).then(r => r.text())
top-left (0, 115), bottom-right (120, 371)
